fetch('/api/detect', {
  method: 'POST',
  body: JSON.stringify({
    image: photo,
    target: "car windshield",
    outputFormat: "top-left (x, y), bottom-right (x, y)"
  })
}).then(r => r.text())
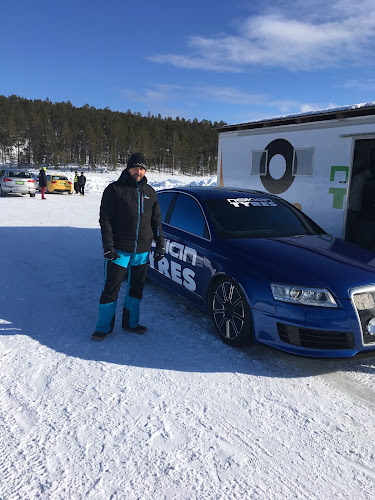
top-left (204, 196), bottom-right (325, 239)
top-left (7, 171), bottom-right (32, 178)
top-left (51, 176), bottom-right (68, 180)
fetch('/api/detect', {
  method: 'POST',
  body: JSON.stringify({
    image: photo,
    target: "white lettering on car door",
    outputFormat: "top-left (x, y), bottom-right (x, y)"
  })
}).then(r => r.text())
top-left (149, 238), bottom-right (197, 291)
top-left (171, 260), bottom-right (183, 285)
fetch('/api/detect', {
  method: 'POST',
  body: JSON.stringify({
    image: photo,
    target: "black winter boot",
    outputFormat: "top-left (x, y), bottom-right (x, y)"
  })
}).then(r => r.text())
top-left (91, 314), bottom-right (116, 341)
top-left (122, 308), bottom-right (147, 334)
top-left (91, 331), bottom-right (110, 340)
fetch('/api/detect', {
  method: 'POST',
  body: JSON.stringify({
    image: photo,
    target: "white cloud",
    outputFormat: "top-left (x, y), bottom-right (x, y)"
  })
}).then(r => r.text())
top-left (149, 2), bottom-right (375, 72)
top-left (343, 79), bottom-right (375, 90)
top-left (119, 82), bottom-right (331, 119)
top-left (193, 85), bottom-right (267, 105)
top-left (298, 103), bottom-right (331, 113)
top-left (120, 84), bottom-right (184, 104)
top-left (148, 54), bottom-right (243, 73)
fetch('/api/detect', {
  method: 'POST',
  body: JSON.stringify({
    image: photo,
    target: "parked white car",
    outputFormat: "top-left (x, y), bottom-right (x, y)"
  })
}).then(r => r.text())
top-left (31, 173), bottom-right (39, 190)
top-left (0, 169), bottom-right (37, 197)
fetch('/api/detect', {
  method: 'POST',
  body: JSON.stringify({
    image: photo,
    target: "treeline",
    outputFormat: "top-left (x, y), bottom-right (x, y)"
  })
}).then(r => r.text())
top-left (0, 95), bottom-right (225, 175)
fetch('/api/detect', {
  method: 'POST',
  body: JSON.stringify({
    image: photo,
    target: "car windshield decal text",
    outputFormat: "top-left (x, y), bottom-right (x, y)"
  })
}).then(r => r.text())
top-left (227, 198), bottom-right (277, 207)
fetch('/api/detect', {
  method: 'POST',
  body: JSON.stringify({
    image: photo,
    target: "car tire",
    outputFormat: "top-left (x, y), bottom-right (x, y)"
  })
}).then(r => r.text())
top-left (0, 188), bottom-right (6, 197)
top-left (30, 193), bottom-right (36, 197)
top-left (209, 276), bottom-right (254, 347)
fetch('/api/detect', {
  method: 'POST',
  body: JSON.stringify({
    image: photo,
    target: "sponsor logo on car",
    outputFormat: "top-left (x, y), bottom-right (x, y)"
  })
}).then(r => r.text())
top-left (227, 197), bottom-right (277, 207)
top-left (149, 238), bottom-right (197, 291)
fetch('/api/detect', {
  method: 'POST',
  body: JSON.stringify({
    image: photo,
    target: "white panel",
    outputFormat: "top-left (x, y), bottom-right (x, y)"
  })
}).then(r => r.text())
top-left (218, 117), bottom-right (375, 237)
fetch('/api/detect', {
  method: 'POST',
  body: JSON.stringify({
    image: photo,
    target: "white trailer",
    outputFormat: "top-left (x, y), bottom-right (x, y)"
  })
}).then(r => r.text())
top-left (217, 103), bottom-right (375, 250)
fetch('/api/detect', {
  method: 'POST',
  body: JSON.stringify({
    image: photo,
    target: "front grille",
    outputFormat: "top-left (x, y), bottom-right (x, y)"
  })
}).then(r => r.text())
top-left (277, 323), bottom-right (355, 350)
top-left (351, 287), bottom-right (375, 345)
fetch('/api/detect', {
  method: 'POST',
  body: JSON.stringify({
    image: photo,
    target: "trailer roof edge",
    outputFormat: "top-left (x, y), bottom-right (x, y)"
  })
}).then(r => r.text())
top-left (216, 102), bottom-right (375, 133)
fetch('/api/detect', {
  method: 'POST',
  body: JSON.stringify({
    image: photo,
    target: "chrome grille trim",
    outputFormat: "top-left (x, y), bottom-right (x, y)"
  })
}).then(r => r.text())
top-left (350, 285), bottom-right (375, 346)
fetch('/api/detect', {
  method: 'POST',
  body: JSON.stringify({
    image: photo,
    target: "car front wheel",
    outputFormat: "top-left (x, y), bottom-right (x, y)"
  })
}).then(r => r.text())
top-left (209, 276), bottom-right (254, 347)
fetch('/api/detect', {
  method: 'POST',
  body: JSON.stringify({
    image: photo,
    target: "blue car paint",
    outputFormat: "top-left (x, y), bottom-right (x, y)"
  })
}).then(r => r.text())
top-left (147, 186), bottom-right (375, 358)
top-left (223, 237), bottom-right (375, 297)
top-left (149, 230), bottom-right (223, 309)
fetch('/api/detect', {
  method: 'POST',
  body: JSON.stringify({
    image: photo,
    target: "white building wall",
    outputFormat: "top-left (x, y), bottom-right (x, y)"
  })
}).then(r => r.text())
top-left (218, 116), bottom-right (375, 238)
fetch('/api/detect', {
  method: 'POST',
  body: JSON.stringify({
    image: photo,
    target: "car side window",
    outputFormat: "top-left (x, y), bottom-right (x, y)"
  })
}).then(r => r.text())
top-left (169, 193), bottom-right (209, 238)
top-left (157, 192), bottom-right (176, 222)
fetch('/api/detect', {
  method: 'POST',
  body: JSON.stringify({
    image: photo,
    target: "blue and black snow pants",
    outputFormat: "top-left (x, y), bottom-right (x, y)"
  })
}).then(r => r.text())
top-left (95, 251), bottom-right (149, 334)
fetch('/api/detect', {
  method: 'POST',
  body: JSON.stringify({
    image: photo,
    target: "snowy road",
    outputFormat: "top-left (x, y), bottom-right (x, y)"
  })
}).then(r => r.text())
top-left (1, 174), bottom-right (375, 499)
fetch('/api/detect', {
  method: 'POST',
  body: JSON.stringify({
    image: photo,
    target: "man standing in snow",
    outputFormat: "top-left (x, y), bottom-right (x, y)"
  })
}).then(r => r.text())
top-left (73, 171), bottom-right (79, 193)
top-left (92, 153), bottom-right (165, 340)
top-left (39, 166), bottom-right (47, 200)
top-left (78, 171), bottom-right (86, 195)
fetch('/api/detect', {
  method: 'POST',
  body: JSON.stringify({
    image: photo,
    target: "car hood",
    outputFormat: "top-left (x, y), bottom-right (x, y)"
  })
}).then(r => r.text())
top-left (224, 235), bottom-right (375, 296)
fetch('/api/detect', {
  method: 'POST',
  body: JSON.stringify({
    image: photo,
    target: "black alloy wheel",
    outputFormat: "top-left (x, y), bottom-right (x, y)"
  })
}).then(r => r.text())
top-left (210, 276), bottom-right (253, 347)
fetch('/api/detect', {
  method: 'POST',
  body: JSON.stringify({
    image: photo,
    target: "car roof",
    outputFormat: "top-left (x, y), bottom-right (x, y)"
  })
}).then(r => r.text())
top-left (157, 185), bottom-right (279, 202)
top-left (3, 170), bottom-right (32, 175)
top-left (3, 169), bottom-right (31, 173)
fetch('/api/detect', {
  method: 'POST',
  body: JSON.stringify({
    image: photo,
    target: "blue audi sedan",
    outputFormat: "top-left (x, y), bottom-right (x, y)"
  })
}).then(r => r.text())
top-left (147, 186), bottom-right (375, 358)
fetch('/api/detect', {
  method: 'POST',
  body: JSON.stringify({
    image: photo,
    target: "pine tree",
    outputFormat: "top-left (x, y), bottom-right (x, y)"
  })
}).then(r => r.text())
top-left (0, 94), bottom-right (225, 174)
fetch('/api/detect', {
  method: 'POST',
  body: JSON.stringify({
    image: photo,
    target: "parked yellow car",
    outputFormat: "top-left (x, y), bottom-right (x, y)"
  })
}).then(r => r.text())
top-left (46, 175), bottom-right (73, 194)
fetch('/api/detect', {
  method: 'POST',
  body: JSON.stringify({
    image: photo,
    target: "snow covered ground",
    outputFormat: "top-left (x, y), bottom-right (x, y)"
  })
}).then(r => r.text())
top-left (0, 170), bottom-right (374, 500)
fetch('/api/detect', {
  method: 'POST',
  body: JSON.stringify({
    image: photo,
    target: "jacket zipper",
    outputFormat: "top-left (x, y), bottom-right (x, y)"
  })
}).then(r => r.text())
top-left (134, 186), bottom-right (141, 252)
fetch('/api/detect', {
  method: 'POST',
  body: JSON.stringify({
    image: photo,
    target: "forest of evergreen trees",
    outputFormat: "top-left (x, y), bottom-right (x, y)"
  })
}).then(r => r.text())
top-left (0, 95), bottom-right (226, 175)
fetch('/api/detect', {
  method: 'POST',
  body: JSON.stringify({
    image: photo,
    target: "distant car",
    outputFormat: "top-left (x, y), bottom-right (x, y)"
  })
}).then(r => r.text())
top-left (147, 186), bottom-right (375, 358)
top-left (46, 175), bottom-right (73, 194)
top-left (0, 169), bottom-right (36, 197)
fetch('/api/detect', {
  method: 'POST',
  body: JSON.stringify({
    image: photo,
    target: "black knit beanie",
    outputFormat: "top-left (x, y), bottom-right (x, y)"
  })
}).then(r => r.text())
top-left (126, 152), bottom-right (147, 171)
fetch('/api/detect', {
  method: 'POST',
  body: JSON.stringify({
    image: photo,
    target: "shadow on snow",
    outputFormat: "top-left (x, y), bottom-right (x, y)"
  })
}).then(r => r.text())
top-left (0, 226), bottom-right (373, 378)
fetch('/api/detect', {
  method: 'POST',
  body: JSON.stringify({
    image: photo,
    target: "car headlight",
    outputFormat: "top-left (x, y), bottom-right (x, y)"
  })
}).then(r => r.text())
top-left (271, 283), bottom-right (338, 308)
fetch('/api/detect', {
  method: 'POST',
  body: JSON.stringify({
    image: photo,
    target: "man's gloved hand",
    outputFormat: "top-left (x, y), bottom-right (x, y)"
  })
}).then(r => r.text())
top-left (104, 248), bottom-right (120, 261)
top-left (154, 243), bottom-right (165, 262)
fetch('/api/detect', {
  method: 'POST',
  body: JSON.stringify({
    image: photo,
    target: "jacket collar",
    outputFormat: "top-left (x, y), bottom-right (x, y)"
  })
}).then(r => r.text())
top-left (119, 169), bottom-right (148, 187)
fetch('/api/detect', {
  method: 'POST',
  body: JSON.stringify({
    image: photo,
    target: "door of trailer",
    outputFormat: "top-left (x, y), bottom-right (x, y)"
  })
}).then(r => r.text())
top-left (346, 138), bottom-right (375, 251)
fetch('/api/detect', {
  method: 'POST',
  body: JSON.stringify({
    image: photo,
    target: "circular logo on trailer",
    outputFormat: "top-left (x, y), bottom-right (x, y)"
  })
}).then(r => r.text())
top-left (260, 139), bottom-right (295, 194)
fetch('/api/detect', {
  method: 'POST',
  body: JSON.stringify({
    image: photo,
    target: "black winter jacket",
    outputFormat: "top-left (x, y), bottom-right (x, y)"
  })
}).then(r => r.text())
top-left (39, 169), bottom-right (47, 188)
top-left (78, 174), bottom-right (86, 186)
top-left (99, 170), bottom-right (164, 254)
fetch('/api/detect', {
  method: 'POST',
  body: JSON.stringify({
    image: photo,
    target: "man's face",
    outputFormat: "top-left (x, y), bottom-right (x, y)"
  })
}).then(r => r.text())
top-left (129, 166), bottom-right (146, 181)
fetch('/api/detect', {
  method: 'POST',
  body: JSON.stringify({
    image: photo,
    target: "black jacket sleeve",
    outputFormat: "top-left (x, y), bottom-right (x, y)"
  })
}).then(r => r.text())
top-left (99, 185), bottom-right (116, 251)
top-left (151, 192), bottom-right (165, 248)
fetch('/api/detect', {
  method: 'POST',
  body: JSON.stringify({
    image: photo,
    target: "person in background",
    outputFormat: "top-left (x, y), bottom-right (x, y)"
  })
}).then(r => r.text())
top-left (78, 171), bottom-right (86, 196)
top-left (92, 152), bottom-right (165, 340)
top-left (73, 171), bottom-right (79, 193)
top-left (39, 166), bottom-right (47, 200)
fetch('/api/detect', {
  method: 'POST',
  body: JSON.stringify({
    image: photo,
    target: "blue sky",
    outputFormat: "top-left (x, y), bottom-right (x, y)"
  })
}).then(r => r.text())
top-left (1, 0), bottom-right (375, 124)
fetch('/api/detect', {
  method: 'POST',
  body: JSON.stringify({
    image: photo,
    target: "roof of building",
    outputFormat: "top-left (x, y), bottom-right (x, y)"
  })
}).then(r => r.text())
top-left (216, 101), bottom-right (375, 133)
